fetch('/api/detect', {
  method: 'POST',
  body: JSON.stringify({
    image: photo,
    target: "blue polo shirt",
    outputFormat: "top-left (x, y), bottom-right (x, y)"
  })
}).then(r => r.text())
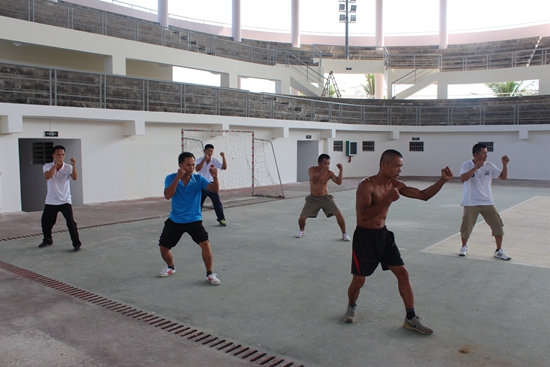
top-left (165, 173), bottom-right (210, 224)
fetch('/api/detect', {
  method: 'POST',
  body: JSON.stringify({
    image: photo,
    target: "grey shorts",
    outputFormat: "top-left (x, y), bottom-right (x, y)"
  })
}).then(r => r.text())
top-left (299, 194), bottom-right (341, 218)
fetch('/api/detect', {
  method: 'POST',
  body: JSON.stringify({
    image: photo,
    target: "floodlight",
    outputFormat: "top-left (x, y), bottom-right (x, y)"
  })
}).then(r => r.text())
top-left (339, 4), bottom-right (345, 12)
top-left (350, 15), bottom-right (356, 22)
top-left (339, 14), bottom-right (346, 22)
top-left (350, 5), bottom-right (356, 12)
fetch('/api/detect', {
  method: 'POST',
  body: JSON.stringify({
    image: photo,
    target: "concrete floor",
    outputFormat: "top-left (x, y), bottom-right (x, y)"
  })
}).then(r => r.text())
top-left (1, 178), bottom-right (549, 367)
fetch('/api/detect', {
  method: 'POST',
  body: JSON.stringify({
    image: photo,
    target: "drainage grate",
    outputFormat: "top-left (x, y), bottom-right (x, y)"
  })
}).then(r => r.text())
top-left (0, 260), bottom-right (303, 367)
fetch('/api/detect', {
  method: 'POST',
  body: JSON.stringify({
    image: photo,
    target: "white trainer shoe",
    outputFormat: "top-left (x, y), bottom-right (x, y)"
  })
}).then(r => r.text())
top-left (295, 230), bottom-right (304, 238)
top-left (342, 233), bottom-right (351, 241)
top-left (207, 273), bottom-right (221, 285)
top-left (494, 248), bottom-right (511, 261)
top-left (159, 267), bottom-right (175, 277)
top-left (458, 245), bottom-right (468, 256)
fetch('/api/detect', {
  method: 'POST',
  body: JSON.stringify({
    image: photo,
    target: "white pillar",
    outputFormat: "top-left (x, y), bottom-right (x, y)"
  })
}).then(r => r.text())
top-left (375, 0), bottom-right (384, 50)
top-left (375, 74), bottom-right (384, 99)
top-left (291, 0), bottom-right (300, 47)
top-left (157, 0), bottom-right (168, 28)
top-left (232, 0), bottom-right (241, 42)
top-left (439, 0), bottom-right (448, 49)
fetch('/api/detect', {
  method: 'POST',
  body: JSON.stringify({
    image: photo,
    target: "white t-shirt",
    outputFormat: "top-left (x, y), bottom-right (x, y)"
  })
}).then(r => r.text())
top-left (460, 160), bottom-right (501, 206)
top-left (43, 162), bottom-right (73, 205)
top-left (196, 156), bottom-right (223, 182)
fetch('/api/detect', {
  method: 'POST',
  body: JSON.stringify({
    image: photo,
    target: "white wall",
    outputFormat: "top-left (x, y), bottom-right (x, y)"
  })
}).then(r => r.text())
top-left (1, 103), bottom-right (548, 214)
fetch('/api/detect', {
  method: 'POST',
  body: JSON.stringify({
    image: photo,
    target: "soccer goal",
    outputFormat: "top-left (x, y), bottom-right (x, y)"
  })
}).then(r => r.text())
top-left (181, 129), bottom-right (285, 198)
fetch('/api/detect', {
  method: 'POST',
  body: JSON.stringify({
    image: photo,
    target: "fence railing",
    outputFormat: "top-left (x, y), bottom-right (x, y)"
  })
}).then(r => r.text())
top-left (0, 0), bottom-right (324, 85)
top-left (1, 62), bottom-right (549, 126)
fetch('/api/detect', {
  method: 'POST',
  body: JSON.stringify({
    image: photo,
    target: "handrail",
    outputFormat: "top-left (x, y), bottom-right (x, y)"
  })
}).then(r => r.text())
top-left (1, 61), bottom-right (548, 126)
top-left (0, 0), bottom-right (323, 77)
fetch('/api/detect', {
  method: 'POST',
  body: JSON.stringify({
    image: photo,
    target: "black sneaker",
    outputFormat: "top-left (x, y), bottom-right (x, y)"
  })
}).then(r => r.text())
top-left (73, 246), bottom-right (81, 252)
top-left (38, 242), bottom-right (52, 248)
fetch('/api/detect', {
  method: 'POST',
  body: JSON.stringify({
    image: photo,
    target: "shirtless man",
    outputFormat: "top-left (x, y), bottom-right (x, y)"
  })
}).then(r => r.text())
top-left (343, 149), bottom-right (453, 335)
top-left (295, 153), bottom-right (350, 241)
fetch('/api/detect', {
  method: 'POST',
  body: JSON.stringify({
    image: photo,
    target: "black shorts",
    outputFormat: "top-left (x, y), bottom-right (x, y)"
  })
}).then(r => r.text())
top-left (159, 219), bottom-right (209, 249)
top-left (351, 226), bottom-right (404, 277)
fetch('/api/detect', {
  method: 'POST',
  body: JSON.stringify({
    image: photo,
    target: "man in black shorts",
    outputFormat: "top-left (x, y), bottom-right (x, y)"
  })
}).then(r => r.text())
top-left (343, 149), bottom-right (453, 334)
top-left (157, 152), bottom-right (221, 285)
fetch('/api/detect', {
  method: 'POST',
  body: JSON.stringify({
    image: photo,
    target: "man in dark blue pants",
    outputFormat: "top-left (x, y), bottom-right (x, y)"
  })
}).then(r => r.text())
top-left (196, 144), bottom-right (228, 226)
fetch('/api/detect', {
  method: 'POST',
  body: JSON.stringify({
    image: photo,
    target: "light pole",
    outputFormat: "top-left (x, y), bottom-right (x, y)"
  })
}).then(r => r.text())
top-left (339, 0), bottom-right (356, 60)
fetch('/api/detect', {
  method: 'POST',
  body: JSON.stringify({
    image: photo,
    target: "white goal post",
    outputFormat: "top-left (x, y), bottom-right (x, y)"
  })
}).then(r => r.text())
top-left (181, 129), bottom-right (285, 198)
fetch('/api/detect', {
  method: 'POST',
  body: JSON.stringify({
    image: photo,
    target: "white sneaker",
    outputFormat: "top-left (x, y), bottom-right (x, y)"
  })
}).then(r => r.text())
top-left (458, 245), bottom-right (468, 256)
top-left (342, 233), bottom-right (351, 241)
top-left (494, 249), bottom-right (511, 261)
top-left (295, 230), bottom-right (304, 238)
top-left (207, 273), bottom-right (221, 285)
top-left (159, 267), bottom-right (175, 277)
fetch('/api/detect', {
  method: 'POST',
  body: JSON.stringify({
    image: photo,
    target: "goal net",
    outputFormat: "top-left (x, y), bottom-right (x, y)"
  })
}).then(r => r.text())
top-left (181, 129), bottom-right (284, 198)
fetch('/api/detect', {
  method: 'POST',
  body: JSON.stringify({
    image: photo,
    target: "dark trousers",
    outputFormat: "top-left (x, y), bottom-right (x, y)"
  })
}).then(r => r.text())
top-left (201, 189), bottom-right (225, 222)
top-left (41, 203), bottom-right (81, 248)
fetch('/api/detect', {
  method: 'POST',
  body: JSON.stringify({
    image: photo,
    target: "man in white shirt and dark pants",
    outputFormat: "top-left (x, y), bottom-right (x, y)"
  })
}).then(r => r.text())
top-left (196, 144), bottom-right (228, 226)
top-left (39, 145), bottom-right (82, 251)
top-left (459, 143), bottom-right (510, 260)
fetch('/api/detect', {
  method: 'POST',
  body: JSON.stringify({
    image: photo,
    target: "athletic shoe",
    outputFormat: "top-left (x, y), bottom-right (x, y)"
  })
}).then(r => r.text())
top-left (342, 233), bottom-right (351, 241)
top-left (403, 316), bottom-right (434, 335)
top-left (207, 273), bottom-right (221, 285)
top-left (494, 249), bottom-right (511, 261)
top-left (343, 304), bottom-right (356, 323)
top-left (458, 245), bottom-right (468, 256)
top-left (38, 242), bottom-right (52, 248)
top-left (73, 246), bottom-right (81, 252)
top-left (159, 267), bottom-right (176, 277)
top-left (218, 219), bottom-right (227, 226)
top-left (295, 230), bottom-right (304, 238)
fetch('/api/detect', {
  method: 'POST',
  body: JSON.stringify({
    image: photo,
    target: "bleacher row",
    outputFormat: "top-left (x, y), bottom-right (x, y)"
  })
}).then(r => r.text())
top-left (0, 0), bottom-right (548, 71)
top-left (1, 62), bottom-right (549, 125)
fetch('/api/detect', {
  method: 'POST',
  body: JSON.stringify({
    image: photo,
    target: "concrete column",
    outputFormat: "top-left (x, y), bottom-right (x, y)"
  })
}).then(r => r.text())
top-left (439, 0), bottom-right (448, 49)
top-left (104, 55), bottom-right (126, 75)
top-left (375, 0), bottom-right (384, 50)
top-left (158, 0), bottom-right (169, 27)
top-left (437, 80), bottom-right (448, 99)
top-left (291, 0), bottom-right (300, 47)
top-left (539, 73), bottom-right (550, 95)
top-left (232, 0), bottom-right (241, 42)
top-left (220, 73), bottom-right (239, 89)
top-left (375, 74), bottom-right (384, 99)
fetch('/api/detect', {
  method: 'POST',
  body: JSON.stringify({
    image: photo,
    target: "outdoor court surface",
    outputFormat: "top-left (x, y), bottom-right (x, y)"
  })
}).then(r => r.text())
top-left (1, 178), bottom-right (549, 367)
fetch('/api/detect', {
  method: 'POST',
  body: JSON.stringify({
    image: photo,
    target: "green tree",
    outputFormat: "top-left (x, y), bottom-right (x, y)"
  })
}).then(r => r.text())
top-left (354, 74), bottom-right (376, 98)
top-left (485, 81), bottom-right (537, 97)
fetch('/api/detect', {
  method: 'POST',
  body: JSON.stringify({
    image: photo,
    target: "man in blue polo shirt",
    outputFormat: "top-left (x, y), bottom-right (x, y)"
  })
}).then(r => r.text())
top-left (158, 152), bottom-right (221, 285)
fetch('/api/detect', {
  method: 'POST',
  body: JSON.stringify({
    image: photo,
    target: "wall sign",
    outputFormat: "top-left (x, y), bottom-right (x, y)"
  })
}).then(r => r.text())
top-left (44, 131), bottom-right (59, 137)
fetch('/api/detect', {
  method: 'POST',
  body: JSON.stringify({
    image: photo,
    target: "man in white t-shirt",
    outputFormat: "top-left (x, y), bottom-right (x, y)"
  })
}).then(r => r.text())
top-left (39, 145), bottom-right (82, 251)
top-left (196, 144), bottom-right (228, 226)
top-left (459, 143), bottom-right (510, 260)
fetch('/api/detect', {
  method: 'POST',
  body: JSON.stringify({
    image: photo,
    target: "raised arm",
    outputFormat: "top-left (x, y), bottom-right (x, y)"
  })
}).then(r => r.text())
top-left (206, 166), bottom-right (219, 193)
top-left (195, 156), bottom-right (207, 172)
top-left (357, 179), bottom-right (399, 222)
top-left (164, 169), bottom-right (184, 200)
top-left (460, 160), bottom-right (483, 182)
top-left (70, 158), bottom-right (78, 181)
top-left (399, 166), bottom-right (453, 201)
top-left (220, 152), bottom-right (227, 170)
top-left (309, 165), bottom-right (328, 184)
top-left (498, 155), bottom-right (509, 180)
top-left (330, 163), bottom-right (343, 185)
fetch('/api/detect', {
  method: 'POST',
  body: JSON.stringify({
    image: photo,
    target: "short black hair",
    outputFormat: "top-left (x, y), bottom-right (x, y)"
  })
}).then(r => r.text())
top-left (178, 152), bottom-right (195, 164)
top-left (51, 145), bottom-right (65, 154)
top-left (204, 144), bottom-right (214, 151)
top-left (318, 153), bottom-right (331, 163)
top-left (472, 143), bottom-right (487, 156)
top-left (380, 149), bottom-right (403, 164)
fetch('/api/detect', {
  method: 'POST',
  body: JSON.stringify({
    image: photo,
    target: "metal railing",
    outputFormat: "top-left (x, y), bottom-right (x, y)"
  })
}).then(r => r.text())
top-left (0, 0), bottom-right (324, 85)
top-left (1, 62), bottom-right (549, 126)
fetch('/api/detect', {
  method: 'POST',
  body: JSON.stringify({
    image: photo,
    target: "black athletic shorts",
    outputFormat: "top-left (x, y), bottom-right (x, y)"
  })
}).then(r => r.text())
top-left (159, 219), bottom-right (209, 249)
top-left (351, 226), bottom-right (404, 277)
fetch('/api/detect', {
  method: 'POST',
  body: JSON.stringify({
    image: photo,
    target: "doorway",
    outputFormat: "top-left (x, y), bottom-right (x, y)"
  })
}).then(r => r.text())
top-left (18, 139), bottom-right (83, 212)
top-left (296, 140), bottom-right (319, 182)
